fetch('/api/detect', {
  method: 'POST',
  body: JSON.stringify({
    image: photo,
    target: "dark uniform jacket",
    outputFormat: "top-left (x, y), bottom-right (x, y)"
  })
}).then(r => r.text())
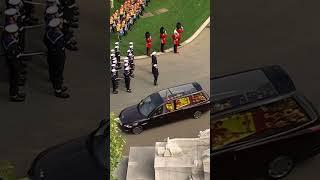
top-left (44, 29), bottom-right (65, 59)
top-left (152, 55), bottom-right (157, 65)
top-left (2, 34), bottom-right (21, 60)
top-left (152, 66), bottom-right (159, 76)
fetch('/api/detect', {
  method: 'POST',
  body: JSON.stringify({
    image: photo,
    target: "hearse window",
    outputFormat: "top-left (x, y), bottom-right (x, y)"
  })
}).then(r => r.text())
top-left (153, 106), bottom-right (164, 116)
top-left (191, 92), bottom-right (207, 105)
top-left (139, 93), bottom-right (163, 116)
top-left (211, 94), bottom-right (246, 113)
top-left (212, 97), bottom-right (310, 151)
top-left (211, 83), bottom-right (278, 114)
top-left (165, 101), bottom-right (174, 112)
top-left (175, 96), bottom-right (191, 110)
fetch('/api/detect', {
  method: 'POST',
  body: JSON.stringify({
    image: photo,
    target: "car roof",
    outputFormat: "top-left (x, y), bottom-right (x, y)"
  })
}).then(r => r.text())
top-left (210, 65), bottom-right (296, 112)
top-left (158, 82), bottom-right (203, 101)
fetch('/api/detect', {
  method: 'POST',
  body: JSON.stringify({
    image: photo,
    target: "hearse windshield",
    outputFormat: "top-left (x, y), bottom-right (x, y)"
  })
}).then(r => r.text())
top-left (138, 93), bottom-right (164, 116)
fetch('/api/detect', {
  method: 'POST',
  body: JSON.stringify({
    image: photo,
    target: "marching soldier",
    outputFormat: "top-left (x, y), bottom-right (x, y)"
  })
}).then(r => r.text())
top-left (2, 24), bottom-right (25, 102)
top-left (111, 68), bottom-right (118, 94)
top-left (145, 31), bottom-right (152, 56)
top-left (176, 22), bottom-right (184, 46)
top-left (152, 64), bottom-right (159, 86)
top-left (160, 27), bottom-right (167, 53)
top-left (124, 66), bottom-right (132, 93)
top-left (4, 8), bottom-right (28, 77)
top-left (127, 54), bottom-right (135, 78)
top-left (115, 45), bottom-right (120, 62)
top-left (172, 30), bottom-right (179, 53)
top-left (43, 18), bottom-right (70, 98)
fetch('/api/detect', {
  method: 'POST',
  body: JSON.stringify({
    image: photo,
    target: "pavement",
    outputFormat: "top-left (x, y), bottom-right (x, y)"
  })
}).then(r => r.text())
top-left (0, 0), bottom-right (107, 177)
top-left (110, 27), bottom-right (210, 154)
top-left (213, 0), bottom-right (320, 179)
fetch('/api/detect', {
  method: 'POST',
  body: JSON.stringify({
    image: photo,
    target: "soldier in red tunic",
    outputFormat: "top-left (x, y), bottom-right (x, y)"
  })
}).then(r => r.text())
top-left (172, 30), bottom-right (179, 53)
top-left (176, 22), bottom-right (184, 46)
top-left (160, 27), bottom-right (167, 53)
top-left (145, 31), bottom-right (152, 56)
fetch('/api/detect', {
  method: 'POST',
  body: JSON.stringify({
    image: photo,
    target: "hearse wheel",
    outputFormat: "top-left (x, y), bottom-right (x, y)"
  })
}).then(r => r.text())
top-left (267, 155), bottom-right (294, 179)
top-left (132, 125), bottom-right (143, 134)
top-left (193, 111), bottom-right (202, 119)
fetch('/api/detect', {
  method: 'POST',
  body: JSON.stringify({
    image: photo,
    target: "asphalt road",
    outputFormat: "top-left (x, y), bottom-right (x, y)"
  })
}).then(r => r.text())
top-left (0, 1), bottom-right (107, 177)
top-left (214, 0), bottom-right (320, 179)
top-left (111, 28), bottom-right (210, 154)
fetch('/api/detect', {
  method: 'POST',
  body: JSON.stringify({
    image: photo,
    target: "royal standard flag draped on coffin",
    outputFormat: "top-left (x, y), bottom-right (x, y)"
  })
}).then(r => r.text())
top-left (212, 112), bottom-right (257, 150)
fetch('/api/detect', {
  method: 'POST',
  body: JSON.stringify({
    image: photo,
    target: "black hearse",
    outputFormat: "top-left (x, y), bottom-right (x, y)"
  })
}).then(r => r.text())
top-left (211, 65), bottom-right (320, 180)
top-left (27, 120), bottom-right (108, 180)
top-left (118, 82), bottom-right (210, 134)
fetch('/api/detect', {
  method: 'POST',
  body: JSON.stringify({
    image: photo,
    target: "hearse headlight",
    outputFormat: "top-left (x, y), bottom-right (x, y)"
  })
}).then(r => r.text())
top-left (124, 124), bottom-right (132, 128)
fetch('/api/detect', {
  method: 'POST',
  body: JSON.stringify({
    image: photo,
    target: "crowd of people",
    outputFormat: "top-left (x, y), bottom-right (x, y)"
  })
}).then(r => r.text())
top-left (110, 41), bottom-right (135, 94)
top-left (110, 0), bottom-right (150, 40)
top-left (1, 0), bottom-right (79, 102)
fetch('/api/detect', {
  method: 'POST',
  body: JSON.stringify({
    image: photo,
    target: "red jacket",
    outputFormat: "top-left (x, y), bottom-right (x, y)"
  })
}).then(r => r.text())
top-left (146, 37), bottom-right (152, 48)
top-left (172, 34), bottom-right (179, 45)
top-left (177, 28), bottom-right (183, 39)
top-left (160, 33), bottom-right (167, 44)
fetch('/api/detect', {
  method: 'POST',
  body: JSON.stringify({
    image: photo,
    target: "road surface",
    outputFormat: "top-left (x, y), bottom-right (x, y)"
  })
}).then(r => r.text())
top-left (111, 28), bottom-right (210, 154)
top-left (214, 0), bottom-right (320, 179)
top-left (0, 0), bottom-right (107, 177)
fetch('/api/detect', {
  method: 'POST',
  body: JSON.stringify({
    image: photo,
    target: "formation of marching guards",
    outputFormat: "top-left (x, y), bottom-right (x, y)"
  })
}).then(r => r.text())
top-left (1, 0), bottom-right (79, 102)
top-left (110, 41), bottom-right (135, 94)
top-left (110, 42), bottom-right (160, 95)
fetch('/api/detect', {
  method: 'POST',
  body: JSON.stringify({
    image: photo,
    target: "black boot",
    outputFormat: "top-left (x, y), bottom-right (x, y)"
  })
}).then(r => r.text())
top-left (73, 10), bottom-right (80, 16)
top-left (61, 86), bottom-right (68, 92)
top-left (65, 44), bottom-right (78, 51)
top-left (72, 17), bottom-right (79, 22)
top-left (71, 40), bottom-right (77, 45)
top-left (55, 90), bottom-right (70, 98)
top-left (70, 23), bottom-right (79, 28)
top-left (10, 93), bottom-right (25, 102)
top-left (18, 76), bottom-right (26, 86)
top-left (127, 89), bottom-right (132, 93)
